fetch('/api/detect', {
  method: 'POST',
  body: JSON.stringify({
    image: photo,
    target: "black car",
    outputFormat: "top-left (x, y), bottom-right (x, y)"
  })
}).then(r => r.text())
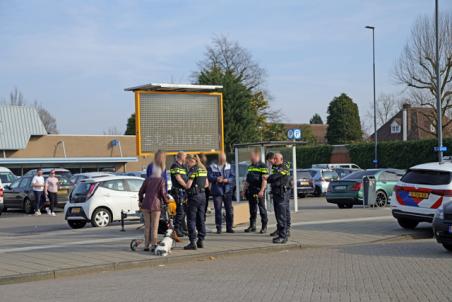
top-left (433, 202), bottom-right (452, 252)
top-left (3, 175), bottom-right (72, 213)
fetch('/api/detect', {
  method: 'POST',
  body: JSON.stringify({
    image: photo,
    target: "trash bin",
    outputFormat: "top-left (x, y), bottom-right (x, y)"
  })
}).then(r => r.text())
top-left (363, 176), bottom-right (376, 207)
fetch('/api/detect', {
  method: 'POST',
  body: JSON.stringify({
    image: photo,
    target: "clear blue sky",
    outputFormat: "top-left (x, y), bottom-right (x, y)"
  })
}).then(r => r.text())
top-left (0, 0), bottom-right (450, 134)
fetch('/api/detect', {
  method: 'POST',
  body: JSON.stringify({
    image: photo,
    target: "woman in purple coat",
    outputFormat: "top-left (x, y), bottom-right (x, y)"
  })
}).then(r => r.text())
top-left (138, 165), bottom-right (168, 252)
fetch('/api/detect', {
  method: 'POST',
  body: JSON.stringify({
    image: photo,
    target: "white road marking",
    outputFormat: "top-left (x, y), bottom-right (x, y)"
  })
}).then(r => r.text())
top-left (0, 216), bottom-right (393, 254)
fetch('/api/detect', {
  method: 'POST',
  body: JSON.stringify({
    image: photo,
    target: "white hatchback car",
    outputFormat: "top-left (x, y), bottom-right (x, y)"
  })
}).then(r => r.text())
top-left (64, 176), bottom-right (144, 229)
top-left (391, 162), bottom-right (452, 229)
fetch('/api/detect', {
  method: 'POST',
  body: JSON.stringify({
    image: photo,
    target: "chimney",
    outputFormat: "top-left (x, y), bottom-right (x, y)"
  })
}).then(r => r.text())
top-left (402, 105), bottom-right (409, 141)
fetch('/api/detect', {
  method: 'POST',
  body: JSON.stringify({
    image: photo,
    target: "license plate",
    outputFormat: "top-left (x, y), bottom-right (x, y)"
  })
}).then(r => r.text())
top-left (300, 182), bottom-right (309, 186)
top-left (409, 191), bottom-right (429, 199)
top-left (335, 185), bottom-right (346, 191)
top-left (449, 225), bottom-right (452, 234)
top-left (71, 207), bottom-right (81, 214)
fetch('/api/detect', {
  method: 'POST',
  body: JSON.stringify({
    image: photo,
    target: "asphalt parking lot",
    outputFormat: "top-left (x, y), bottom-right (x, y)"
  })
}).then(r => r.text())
top-left (0, 197), bottom-right (448, 301)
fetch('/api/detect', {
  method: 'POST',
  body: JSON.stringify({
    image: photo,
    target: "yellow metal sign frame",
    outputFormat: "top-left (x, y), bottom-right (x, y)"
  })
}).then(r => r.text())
top-left (134, 90), bottom-right (224, 157)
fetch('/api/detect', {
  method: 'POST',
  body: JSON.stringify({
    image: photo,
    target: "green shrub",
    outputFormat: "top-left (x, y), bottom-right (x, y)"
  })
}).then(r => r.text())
top-left (296, 145), bottom-right (333, 168)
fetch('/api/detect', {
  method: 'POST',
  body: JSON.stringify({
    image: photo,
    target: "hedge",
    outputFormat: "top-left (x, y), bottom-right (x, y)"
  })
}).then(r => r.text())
top-left (295, 145), bottom-right (333, 168)
top-left (347, 138), bottom-right (452, 169)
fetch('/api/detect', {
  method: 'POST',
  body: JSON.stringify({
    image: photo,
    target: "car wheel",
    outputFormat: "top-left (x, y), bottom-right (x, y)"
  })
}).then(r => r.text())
top-left (346, 203), bottom-right (354, 208)
top-left (375, 190), bottom-right (388, 208)
top-left (298, 193), bottom-right (306, 198)
top-left (2, 207), bottom-right (7, 212)
top-left (68, 220), bottom-right (87, 229)
top-left (337, 203), bottom-right (346, 209)
top-left (397, 218), bottom-right (419, 229)
top-left (24, 198), bottom-right (34, 214)
top-left (91, 207), bottom-right (111, 227)
top-left (442, 243), bottom-right (452, 252)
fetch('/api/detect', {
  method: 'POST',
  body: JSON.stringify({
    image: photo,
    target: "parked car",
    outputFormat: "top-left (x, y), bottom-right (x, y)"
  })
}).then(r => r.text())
top-left (334, 168), bottom-right (361, 179)
top-left (433, 200), bottom-right (452, 252)
top-left (64, 176), bottom-right (144, 228)
top-left (24, 168), bottom-right (72, 180)
top-left (307, 168), bottom-right (339, 196)
top-left (326, 169), bottom-right (405, 209)
top-left (0, 167), bottom-right (17, 187)
top-left (312, 163), bottom-right (361, 169)
top-left (0, 179), bottom-right (3, 215)
top-left (291, 169), bottom-right (315, 197)
top-left (70, 172), bottom-right (113, 186)
top-left (3, 175), bottom-right (72, 213)
top-left (392, 162), bottom-right (452, 230)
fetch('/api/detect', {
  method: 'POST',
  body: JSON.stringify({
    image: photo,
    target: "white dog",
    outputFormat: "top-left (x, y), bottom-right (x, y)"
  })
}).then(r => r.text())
top-left (154, 229), bottom-right (175, 256)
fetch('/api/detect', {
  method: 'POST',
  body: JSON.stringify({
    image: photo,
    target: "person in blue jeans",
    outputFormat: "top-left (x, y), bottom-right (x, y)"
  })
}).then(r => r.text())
top-left (208, 153), bottom-right (235, 234)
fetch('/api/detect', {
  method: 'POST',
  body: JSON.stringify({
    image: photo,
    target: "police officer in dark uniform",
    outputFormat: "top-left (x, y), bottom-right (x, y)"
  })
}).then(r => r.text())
top-left (170, 151), bottom-right (188, 237)
top-left (184, 154), bottom-right (208, 250)
top-left (243, 149), bottom-right (269, 233)
top-left (266, 152), bottom-right (291, 244)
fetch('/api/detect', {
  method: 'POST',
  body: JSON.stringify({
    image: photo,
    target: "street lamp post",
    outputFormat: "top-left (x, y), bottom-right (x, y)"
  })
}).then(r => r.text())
top-left (435, 0), bottom-right (443, 162)
top-left (365, 25), bottom-right (377, 168)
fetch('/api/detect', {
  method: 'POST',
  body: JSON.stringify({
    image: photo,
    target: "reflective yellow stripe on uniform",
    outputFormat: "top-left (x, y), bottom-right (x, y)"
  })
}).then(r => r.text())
top-left (248, 167), bottom-right (269, 174)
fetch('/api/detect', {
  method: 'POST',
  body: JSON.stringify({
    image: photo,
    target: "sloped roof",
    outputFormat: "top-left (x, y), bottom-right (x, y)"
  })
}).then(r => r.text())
top-left (0, 106), bottom-right (47, 150)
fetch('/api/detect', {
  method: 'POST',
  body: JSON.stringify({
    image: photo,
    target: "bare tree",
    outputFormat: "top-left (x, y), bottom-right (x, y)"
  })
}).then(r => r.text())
top-left (103, 127), bottom-right (121, 135)
top-left (32, 101), bottom-right (58, 134)
top-left (9, 87), bottom-right (26, 106)
top-left (394, 13), bottom-right (452, 135)
top-left (196, 35), bottom-right (266, 91)
top-left (366, 93), bottom-right (405, 128)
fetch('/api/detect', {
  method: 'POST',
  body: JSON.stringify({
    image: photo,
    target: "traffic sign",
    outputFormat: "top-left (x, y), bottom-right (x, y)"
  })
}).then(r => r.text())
top-left (434, 146), bottom-right (448, 152)
top-left (287, 128), bottom-right (302, 140)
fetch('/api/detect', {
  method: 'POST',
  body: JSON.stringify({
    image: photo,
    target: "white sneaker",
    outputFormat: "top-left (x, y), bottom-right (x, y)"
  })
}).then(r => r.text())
top-left (51, 212), bottom-right (56, 216)
top-left (35, 210), bottom-right (41, 216)
top-left (46, 208), bottom-right (51, 215)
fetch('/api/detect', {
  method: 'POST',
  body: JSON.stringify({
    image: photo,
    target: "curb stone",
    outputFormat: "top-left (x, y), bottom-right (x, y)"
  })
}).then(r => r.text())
top-left (0, 242), bottom-right (302, 286)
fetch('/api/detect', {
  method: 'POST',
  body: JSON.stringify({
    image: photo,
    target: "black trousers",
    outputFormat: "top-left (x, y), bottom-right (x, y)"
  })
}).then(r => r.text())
top-left (213, 192), bottom-right (233, 231)
top-left (187, 193), bottom-right (206, 242)
top-left (273, 191), bottom-right (290, 239)
top-left (247, 190), bottom-right (268, 226)
top-left (48, 192), bottom-right (57, 212)
top-left (173, 189), bottom-right (186, 232)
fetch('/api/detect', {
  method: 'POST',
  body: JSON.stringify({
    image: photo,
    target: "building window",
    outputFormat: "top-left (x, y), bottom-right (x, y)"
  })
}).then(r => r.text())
top-left (391, 121), bottom-right (401, 134)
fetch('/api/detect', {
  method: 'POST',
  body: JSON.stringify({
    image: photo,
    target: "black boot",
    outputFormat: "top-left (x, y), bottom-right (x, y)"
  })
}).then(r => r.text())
top-left (259, 223), bottom-right (267, 234)
top-left (272, 237), bottom-right (288, 244)
top-left (184, 241), bottom-right (197, 250)
top-left (244, 221), bottom-right (256, 233)
top-left (196, 239), bottom-right (204, 248)
top-left (269, 229), bottom-right (278, 237)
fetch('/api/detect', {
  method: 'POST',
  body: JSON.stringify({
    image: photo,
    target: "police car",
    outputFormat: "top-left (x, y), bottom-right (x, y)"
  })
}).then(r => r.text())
top-left (391, 162), bottom-right (452, 229)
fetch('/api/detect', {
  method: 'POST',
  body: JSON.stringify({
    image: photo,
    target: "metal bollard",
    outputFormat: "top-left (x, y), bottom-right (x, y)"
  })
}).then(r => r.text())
top-left (120, 210), bottom-right (126, 232)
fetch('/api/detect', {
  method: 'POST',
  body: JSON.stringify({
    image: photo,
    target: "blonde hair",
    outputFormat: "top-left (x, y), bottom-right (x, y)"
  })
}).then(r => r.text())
top-left (154, 150), bottom-right (166, 170)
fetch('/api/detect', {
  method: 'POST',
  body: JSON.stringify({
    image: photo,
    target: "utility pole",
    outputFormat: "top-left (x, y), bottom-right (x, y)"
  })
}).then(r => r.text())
top-left (365, 25), bottom-right (377, 168)
top-left (435, 0), bottom-right (443, 162)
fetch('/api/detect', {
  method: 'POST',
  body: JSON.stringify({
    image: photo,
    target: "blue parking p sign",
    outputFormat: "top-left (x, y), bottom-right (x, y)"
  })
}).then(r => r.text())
top-left (288, 128), bottom-right (302, 140)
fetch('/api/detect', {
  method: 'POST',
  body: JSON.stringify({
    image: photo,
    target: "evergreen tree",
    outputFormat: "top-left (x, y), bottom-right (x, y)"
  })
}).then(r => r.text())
top-left (309, 113), bottom-right (323, 124)
top-left (124, 113), bottom-right (135, 135)
top-left (326, 93), bottom-right (362, 144)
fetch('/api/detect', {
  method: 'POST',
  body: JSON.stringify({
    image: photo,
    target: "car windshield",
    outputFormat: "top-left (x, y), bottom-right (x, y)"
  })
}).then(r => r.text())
top-left (0, 172), bottom-right (16, 183)
top-left (401, 169), bottom-right (452, 185)
top-left (297, 171), bottom-right (312, 179)
top-left (343, 170), bottom-right (379, 180)
top-left (72, 182), bottom-right (92, 195)
top-left (322, 170), bottom-right (338, 180)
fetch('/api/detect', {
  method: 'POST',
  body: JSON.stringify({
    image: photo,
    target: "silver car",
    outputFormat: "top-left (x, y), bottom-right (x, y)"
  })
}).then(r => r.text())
top-left (307, 168), bottom-right (339, 196)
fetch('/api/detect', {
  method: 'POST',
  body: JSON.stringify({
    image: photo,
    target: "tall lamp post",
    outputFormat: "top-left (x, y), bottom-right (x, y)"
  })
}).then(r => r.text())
top-left (365, 25), bottom-right (377, 168)
top-left (435, 0), bottom-right (443, 162)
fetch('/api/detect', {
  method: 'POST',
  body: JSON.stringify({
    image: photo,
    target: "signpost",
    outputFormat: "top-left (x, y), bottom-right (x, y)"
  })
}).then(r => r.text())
top-left (288, 128), bottom-right (302, 212)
